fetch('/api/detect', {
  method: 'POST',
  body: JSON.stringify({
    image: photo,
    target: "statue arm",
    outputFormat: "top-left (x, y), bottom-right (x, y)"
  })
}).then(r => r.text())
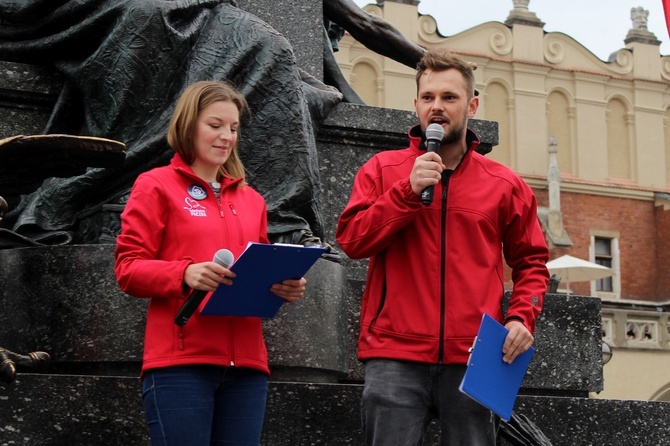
top-left (323, 0), bottom-right (425, 68)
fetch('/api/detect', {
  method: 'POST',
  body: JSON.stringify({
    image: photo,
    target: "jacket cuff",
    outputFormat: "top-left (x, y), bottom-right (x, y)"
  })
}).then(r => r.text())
top-left (400, 179), bottom-right (421, 202)
top-left (503, 315), bottom-right (524, 325)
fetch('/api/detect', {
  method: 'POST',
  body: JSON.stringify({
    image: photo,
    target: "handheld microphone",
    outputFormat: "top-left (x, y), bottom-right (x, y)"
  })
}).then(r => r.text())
top-left (174, 248), bottom-right (234, 326)
top-left (420, 123), bottom-right (445, 206)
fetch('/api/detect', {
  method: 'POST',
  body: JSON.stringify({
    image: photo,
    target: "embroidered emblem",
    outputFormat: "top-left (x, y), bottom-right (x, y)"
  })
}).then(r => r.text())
top-left (184, 197), bottom-right (207, 217)
top-left (532, 296), bottom-right (539, 306)
top-left (187, 184), bottom-right (207, 200)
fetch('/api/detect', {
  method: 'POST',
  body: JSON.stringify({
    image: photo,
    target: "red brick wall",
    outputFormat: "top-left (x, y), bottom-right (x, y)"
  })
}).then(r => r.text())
top-left (504, 188), bottom-right (668, 301)
top-left (656, 204), bottom-right (670, 297)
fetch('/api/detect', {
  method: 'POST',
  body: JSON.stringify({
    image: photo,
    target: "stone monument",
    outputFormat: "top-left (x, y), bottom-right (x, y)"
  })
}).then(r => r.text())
top-left (1, 1), bottom-right (669, 445)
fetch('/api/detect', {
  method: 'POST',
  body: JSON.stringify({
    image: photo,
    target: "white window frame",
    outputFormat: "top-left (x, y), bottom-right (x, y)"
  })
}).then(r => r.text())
top-left (589, 231), bottom-right (620, 299)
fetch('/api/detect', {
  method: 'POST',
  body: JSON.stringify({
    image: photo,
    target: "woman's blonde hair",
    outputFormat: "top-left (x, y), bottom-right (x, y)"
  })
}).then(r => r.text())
top-left (168, 80), bottom-right (249, 185)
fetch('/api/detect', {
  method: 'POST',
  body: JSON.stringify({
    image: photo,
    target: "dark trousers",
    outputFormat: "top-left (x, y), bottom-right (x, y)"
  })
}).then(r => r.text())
top-left (362, 359), bottom-right (499, 446)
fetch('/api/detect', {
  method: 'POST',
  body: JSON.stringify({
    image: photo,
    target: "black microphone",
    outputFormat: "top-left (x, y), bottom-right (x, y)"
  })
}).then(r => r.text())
top-left (421, 123), bottom-right (445, 206)
top-left (174, 249), bottom-right (235, 326)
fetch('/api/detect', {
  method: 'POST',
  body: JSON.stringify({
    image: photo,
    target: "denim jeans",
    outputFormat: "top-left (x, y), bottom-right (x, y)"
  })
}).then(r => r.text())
top-left (142, 365), bottom-right (268, 446)
top-left (362, 359), bottom-right (498, 446)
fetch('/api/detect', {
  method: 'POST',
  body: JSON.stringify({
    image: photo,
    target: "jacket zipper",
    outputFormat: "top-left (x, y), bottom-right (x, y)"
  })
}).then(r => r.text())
top-left (229, 318), bottom-right (235, 366)
top-left (179, 182), bottom-right (223, 354)
top-left (226, 202), bottom-right (245, 246)
top-left (437, 170), bottom-right (453, 364)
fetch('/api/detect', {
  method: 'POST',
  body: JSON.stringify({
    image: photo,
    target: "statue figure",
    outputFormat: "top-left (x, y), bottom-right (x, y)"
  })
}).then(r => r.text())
top-left (323, 0), bottom-right (425, 103)
top-left (0, 0), bottom-right (425, 250)
top-left (0, 196), bottom-right (6, 222)
top-left (511, 0), bottom-right (531, 12)
top-left (630, 7), bottom-right (649, 31)
top-left (0, 348), bottom-right (51, 386)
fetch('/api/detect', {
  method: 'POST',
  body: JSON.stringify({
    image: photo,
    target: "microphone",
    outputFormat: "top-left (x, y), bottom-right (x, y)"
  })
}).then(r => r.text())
top-left (174, 248), bottom-right (234, 326)
top-left (420, 123), bottom-right (445, 206)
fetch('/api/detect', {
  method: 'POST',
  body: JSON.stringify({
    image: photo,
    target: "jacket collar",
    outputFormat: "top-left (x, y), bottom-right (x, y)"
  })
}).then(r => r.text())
top-left (169, 153), bottom-right (243, 188)
top-left (408, 124), bottom-right (481, 155)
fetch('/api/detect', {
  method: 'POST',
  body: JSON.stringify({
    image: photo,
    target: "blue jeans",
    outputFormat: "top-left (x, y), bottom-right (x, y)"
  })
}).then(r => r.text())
top-left (142, 365), bottom-right (268, 446)
top-left (362, 359), bottom-right (499, 446)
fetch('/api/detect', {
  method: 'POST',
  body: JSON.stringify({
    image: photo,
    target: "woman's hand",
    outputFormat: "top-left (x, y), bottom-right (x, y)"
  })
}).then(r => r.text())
top-left (270, 277), bottom-right (307, 303)
top-left (184, 262), bottom-right (234, 292)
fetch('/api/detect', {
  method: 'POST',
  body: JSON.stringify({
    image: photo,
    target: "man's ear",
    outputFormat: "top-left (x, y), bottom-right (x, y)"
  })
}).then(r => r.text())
top-left (468, 96), bottom-right (479, 118)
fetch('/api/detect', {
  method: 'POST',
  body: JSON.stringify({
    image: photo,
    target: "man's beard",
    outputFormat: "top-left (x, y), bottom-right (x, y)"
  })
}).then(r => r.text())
top-left (441, 115), bottom-right (468, 145)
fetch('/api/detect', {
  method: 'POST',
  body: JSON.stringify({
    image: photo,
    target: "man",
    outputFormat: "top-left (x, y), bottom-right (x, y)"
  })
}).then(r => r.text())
top-left (336, 48), bottom-right (549, 445)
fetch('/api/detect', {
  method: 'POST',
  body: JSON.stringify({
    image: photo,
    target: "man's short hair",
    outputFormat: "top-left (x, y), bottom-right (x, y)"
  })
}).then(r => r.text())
top-left (415, 48), bottom-right (478, 98)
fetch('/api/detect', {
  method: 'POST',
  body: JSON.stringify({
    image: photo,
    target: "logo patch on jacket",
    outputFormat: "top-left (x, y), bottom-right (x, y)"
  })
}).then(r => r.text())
top-left (184, 197), bottom-right (207, 217)
top-left (188, 184), bottom-right (207, 200)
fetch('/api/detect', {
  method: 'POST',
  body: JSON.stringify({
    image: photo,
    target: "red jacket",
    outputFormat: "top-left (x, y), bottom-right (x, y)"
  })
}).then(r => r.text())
top-left (115, 154), bottom-right (271, 375)
top-left (336, 126), bottom-right (549, 365)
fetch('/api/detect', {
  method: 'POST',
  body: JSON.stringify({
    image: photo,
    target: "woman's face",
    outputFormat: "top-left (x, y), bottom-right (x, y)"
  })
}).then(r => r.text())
top-left (191, 100), bottom-right (239, 176)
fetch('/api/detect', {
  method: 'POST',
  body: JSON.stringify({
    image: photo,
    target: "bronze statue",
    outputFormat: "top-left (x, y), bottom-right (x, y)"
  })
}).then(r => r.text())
top-left (0, 196), bottom-right (6, 222)
top-left (0, 0), bottom-right (425, 251)
top-left (323, 0), bottom-right (425, 103)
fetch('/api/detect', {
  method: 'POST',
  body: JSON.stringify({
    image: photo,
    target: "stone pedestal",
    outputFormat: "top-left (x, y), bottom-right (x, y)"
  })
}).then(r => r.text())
top-left (3, 375), bottom-right (670, 445)
top-left (0, 245), bottom-right (145, 371)
top-left (264, 259), bottom-right (349, 382)
top-left (0, 244), bottom-right (347, 381)
top-left (236, 0), bottom-right (323, 79)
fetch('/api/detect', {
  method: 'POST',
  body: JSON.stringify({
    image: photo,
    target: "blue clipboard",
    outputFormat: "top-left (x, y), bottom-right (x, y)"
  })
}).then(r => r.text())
top-left (459, 313), bottom-right (535, 421)
top-left (200, 243), bottom-right (326, 318)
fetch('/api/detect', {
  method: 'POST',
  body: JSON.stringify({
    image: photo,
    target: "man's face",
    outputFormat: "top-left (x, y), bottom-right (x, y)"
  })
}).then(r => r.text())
top-left (414, 68), bottom-right (478, 145)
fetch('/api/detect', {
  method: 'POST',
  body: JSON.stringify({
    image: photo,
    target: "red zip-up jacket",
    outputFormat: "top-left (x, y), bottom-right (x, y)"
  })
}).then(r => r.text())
top-left (336, 125), bottom-right (549, 365)
top-left (115, 154), bottom-right (271, 375)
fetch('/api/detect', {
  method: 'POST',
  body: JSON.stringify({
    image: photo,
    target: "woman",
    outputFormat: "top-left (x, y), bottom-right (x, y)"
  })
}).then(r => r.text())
top-left (114, 80), bottom-right (306, 445)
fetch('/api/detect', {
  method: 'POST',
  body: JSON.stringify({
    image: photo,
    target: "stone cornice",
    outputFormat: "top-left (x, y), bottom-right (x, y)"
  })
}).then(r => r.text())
top-left (524, 175), bottom-right (668, 201)
top-left (374, 0), bottom-right (419, 5)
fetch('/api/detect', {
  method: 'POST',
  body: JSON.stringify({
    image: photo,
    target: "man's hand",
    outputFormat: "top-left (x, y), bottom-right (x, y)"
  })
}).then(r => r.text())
top-left (502, 320), bottom-right (534, 364)
top-left (409, 152), bottom-right (445, 196)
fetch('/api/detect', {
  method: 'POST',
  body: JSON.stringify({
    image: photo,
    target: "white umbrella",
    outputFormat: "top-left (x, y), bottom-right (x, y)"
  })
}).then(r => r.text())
top-left (546, 254), bottom-right (613, 296)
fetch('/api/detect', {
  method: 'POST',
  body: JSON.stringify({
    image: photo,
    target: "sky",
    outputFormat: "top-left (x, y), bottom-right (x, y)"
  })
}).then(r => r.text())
top-left (352, 0), bottom-right (670, 61)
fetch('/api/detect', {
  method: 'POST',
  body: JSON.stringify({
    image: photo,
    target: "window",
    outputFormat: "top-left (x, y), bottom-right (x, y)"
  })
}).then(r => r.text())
top-left (594, 237), bottom-right (613, 292)
top-left (590, 231), bottom-right (620, 299)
